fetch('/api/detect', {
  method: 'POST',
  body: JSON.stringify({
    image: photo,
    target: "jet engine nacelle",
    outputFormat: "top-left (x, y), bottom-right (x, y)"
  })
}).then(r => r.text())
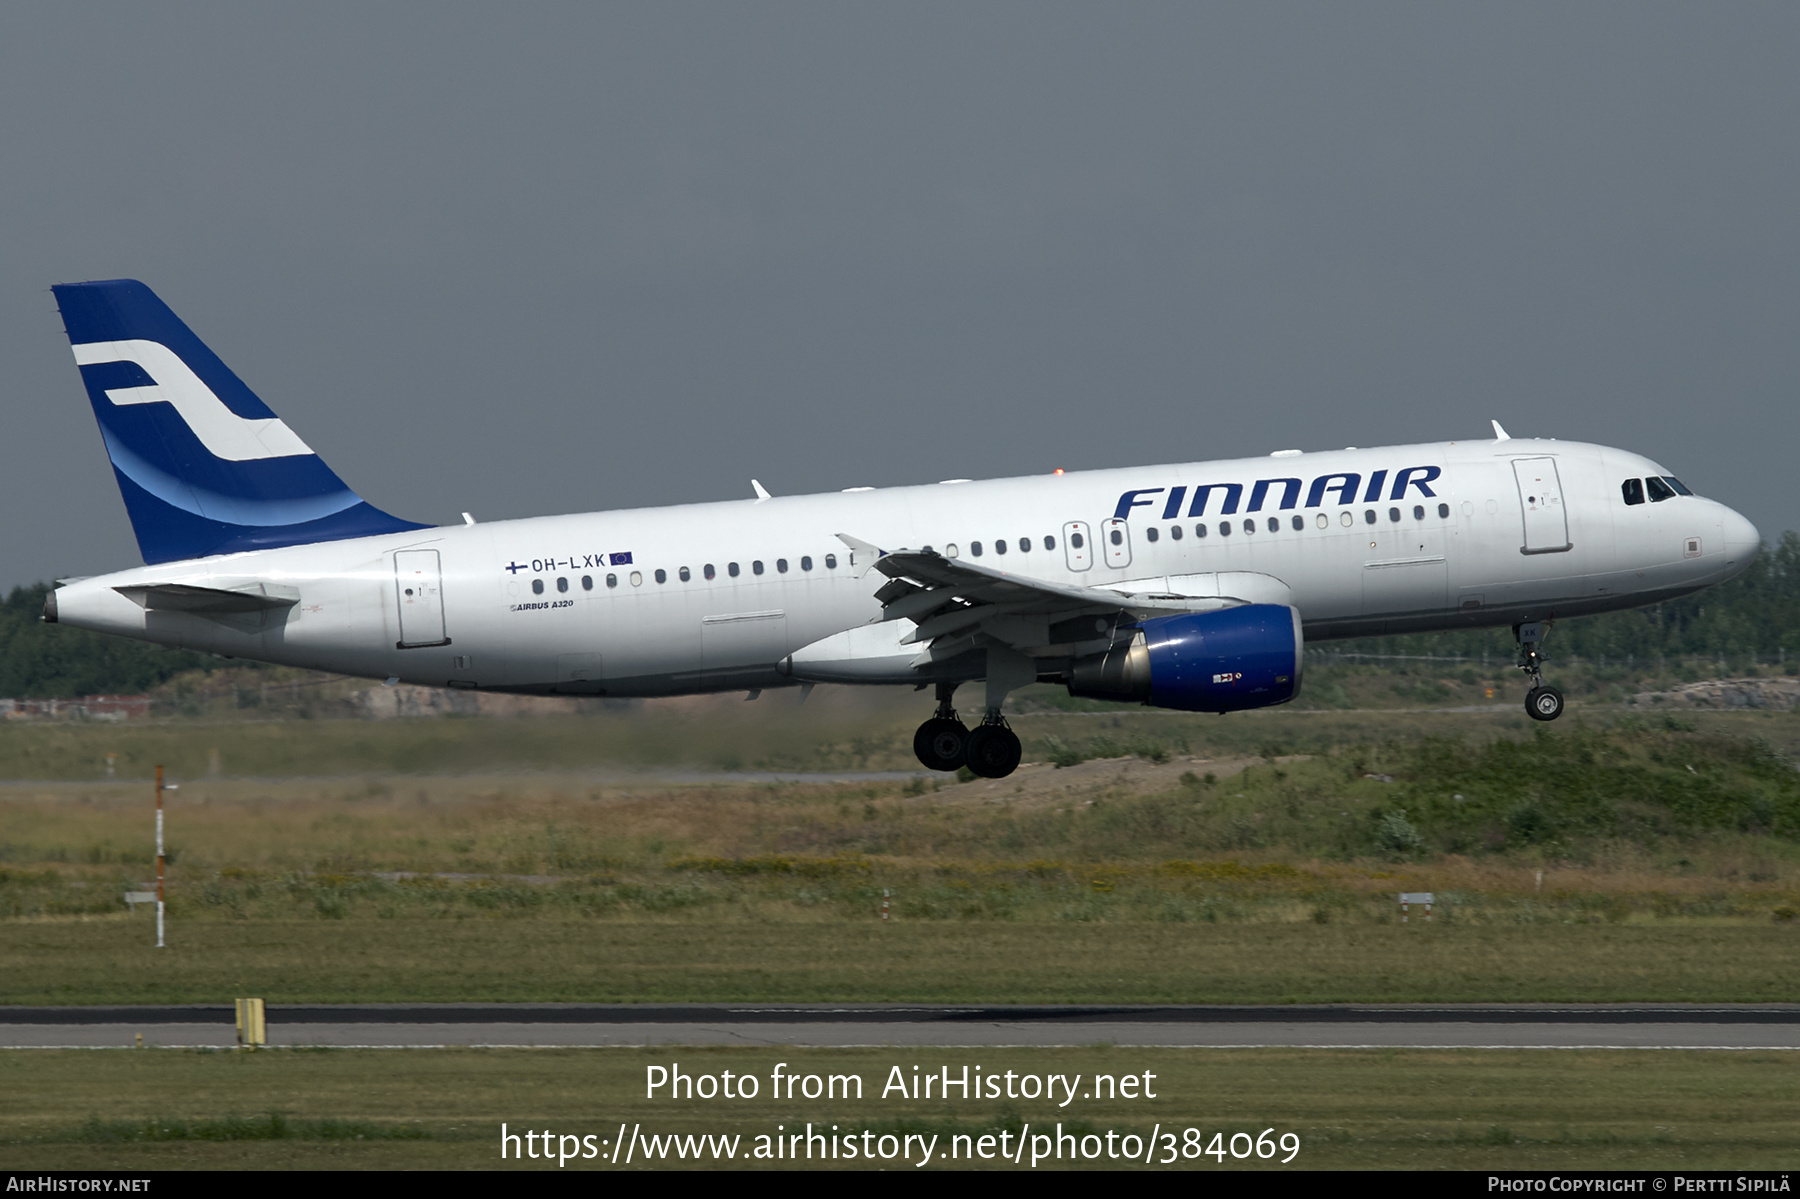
top-left (1066, 604), bottom-right (1303, 713)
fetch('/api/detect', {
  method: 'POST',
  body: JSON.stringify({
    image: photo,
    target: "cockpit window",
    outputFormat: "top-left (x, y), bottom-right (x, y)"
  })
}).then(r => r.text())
top-left (1622, 478), bottom-right (1645, 506)
top-left (1646, 476), bottom-right (1677, 502)
top-left (1663, 476), bottom-right (1694, 496)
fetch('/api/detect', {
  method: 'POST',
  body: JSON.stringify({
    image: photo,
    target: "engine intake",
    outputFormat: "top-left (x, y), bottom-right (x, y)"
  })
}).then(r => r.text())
top-left (1067, 604), bottom-right (1302, 713)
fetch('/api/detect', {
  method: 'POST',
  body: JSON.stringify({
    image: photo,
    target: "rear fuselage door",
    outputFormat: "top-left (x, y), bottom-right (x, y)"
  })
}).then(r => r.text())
top-left (1062, 521), bottom-right (1092, 571)
top-left (1101, 518), bottom-right (1133, 568)
top-left (1512, 458), bottom-right (1572, 554)
top-left (394, 549), bottom-right (450, 647)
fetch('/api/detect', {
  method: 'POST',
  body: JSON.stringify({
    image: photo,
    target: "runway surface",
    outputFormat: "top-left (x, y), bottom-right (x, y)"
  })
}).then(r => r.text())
top-left (6, 1004), bottom-right (1800, 1049)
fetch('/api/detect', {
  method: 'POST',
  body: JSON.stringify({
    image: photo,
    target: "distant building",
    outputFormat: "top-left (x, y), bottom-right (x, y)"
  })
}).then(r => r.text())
top-left (0, 694), bottom-right (150, 721)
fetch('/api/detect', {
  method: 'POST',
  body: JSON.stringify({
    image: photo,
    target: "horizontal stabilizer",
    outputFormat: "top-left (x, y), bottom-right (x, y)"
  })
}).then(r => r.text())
top-left (114, 581), bottom-right (300, 614)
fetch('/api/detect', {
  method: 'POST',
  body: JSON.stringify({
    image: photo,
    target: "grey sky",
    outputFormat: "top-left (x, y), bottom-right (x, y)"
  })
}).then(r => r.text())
top-left (2, 4), bottom-right (1795, 589)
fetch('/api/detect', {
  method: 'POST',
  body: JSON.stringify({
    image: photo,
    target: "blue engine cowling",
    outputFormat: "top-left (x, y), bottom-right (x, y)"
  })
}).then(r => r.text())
top-left (1065, 604), bottom-right (1303, 713)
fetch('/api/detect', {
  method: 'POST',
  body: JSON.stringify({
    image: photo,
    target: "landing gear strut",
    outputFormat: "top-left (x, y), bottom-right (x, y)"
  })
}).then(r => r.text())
top-left (1515, 621), bottom-right (1564, 722)
top-left (912, 682), bottom-right (969, 772)
top-left (914, 650), bottom-right (1034, 779)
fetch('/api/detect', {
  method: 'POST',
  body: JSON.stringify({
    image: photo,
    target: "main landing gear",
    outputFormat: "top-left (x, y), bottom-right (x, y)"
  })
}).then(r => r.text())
top-left (912, 681), bottom-right (1023, 778)
top-left (913, 683), bottom-right (969, 772)
top-left (1515, 621), bottom-right (1565, 722)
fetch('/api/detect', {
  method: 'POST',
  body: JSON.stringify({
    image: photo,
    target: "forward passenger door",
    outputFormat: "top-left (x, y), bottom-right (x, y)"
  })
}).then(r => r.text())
top-left (1513, 458), bottom-right (1572, 554)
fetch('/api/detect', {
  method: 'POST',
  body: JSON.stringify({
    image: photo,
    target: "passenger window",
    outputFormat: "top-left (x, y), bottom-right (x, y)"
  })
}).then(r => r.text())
top-left (1647, 477), bottom-right (1676, 502)
top-left (971, 541), bottom-right (984, 557)
top-left (1043, 535), bottom-right (1055, 550)
top-left (1069, 533), bottom-right (1083, 549)
top-left (1437, 503), bottom-right (1451, 518)
top-left (800, 556), bottom-right (812, 571)
top-left (582, 575), bottom-right (593, 590)
top-left (1291, 515), bottom-right (1304, 531)
top-left (1388, 507), bottom-right (1400, 523)
top-left (606, 574), bottom-right (618, 588)
top-left (1195, 523), bottom-right (1207, 539)
top-left (728, 562), bottom-right (740, 577)
top-left (1413, 505), bottom-right (1425, 520)
top-left (1218, 522), bottom-right (1231, 537)
top-left (1316, 513), bottom-right (1328, 529)
top-left (776, 559), bottom-right (788, 573)
top-left (1664, 476), bottom-right (1694, 496)
top-left (995, 539), bottom-right (1008, 555)
top-left (1169, 525), bottom-right (1182, 541)
top-left (753, 560), bottom-right (765, 574)
top-left (679, 567), bottom-right (691, 582)
top-left (1268, 517), bottom-right (1279, 533)
top-left (704, 564), bottom-right (716, 580)
top-left (1243, 519), bottom-right (1255, 535)
top-left (630, 571), bottom-right (643, 586)
top-left (557, 577), bottom-right (569, 592)
top-left (1622, 478), bottom-right (1645, 505)
top-left (945, 545), bottom-right (959, 558)
top-left (1019, 537), bottom-right (1031, 553)
top-left (825, 553), bottom-right (837, 569)
top-left (1340, 512), bottom-right (1353, 527)
top-left (1145, 527), bottom-right (1159, 543)
top-left (532, 579), bottom-right (544, 595)
top-left (1109, 529), bottom-right (1122, 546)
top-left (654, 569), bottom-right (667, 584)
top-left (1364, 509), bottom-right (1377, 524)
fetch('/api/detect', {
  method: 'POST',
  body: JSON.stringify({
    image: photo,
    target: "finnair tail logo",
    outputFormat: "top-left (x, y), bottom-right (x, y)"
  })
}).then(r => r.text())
top-left (71, 339), bottom-right (314, 462)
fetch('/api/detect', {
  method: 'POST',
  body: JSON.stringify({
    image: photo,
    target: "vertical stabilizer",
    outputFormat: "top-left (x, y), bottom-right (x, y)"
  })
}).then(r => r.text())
top-left (52, 279), bottom-right (428, 564)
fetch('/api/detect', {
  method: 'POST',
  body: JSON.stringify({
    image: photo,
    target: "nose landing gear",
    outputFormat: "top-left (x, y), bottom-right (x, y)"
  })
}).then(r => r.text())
top-left (1516, 621), bottom-right (1564, 722)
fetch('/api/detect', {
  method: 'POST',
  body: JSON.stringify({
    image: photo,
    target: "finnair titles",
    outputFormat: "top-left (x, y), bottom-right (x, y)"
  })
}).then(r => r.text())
top-left (44, 281), bottom-right (1760, 778)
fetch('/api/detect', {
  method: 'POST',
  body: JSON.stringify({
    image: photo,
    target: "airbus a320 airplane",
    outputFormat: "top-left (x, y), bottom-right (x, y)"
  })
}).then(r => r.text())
top-left (42, 281), bottom-right (1760, 778)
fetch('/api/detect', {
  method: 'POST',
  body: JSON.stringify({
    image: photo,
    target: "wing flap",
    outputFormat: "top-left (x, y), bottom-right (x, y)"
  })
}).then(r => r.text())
top-left (834, 534), bottom-right (1291, 665)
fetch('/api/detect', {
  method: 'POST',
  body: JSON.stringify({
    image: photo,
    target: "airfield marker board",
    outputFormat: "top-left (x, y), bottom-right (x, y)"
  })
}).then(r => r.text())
top-left (1400, 892), bottom-right (1434, 923)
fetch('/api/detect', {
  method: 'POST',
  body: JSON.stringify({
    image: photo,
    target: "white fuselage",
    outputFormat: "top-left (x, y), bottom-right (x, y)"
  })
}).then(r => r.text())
top-left (51, 438), bottom-right (1760, 698)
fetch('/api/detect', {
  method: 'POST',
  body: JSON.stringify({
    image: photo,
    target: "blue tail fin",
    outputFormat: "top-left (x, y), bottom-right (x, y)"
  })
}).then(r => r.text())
top-left (52, 280), bottom-right (429, 564)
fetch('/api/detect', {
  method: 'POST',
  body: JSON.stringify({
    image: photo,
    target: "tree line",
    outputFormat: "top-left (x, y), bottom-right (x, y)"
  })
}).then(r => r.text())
top-left (2, 531), bottom-right (1797, 698)
top-left (1344, 531), bottom-right (1800, 665)
top-left (0, 583), bottom-right (217, 698)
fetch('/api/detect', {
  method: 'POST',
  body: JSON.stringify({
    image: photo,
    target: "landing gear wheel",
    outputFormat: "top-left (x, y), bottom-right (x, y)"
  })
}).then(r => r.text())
top-left (913, 718), bottom-right (969, 772)
top-left (963, 724), bottom-right (1023, 779)
top-left (1526, 686), bottom-right (1565, 722)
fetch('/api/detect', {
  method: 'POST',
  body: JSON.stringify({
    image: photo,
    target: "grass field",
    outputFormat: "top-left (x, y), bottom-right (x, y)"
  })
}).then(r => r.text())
top-left (10, 680), bottom-right (1800, 780)
top-left (7, 920), bottom-right (1798, 1005)
top-left (4, 1046), bottom-right (1795, 1170)
top-left (4, 702), bottom-right (1800, 1005)
top-left (5, 700), bottom-right (1800, 1171)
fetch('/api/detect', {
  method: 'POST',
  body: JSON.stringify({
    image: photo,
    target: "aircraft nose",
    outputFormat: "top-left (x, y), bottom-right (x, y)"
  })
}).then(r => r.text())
top-left (1719, 505), bottom-right (1761, 572)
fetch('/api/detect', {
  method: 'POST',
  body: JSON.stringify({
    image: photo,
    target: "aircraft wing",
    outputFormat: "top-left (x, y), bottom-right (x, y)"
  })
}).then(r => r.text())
top-left (834, 534), bottom-right (1283, 665)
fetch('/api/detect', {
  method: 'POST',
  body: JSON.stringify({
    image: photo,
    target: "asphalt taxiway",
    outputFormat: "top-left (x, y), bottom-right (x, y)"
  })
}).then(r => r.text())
top-left (5, 1004), bottom-right (1799, 1049)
